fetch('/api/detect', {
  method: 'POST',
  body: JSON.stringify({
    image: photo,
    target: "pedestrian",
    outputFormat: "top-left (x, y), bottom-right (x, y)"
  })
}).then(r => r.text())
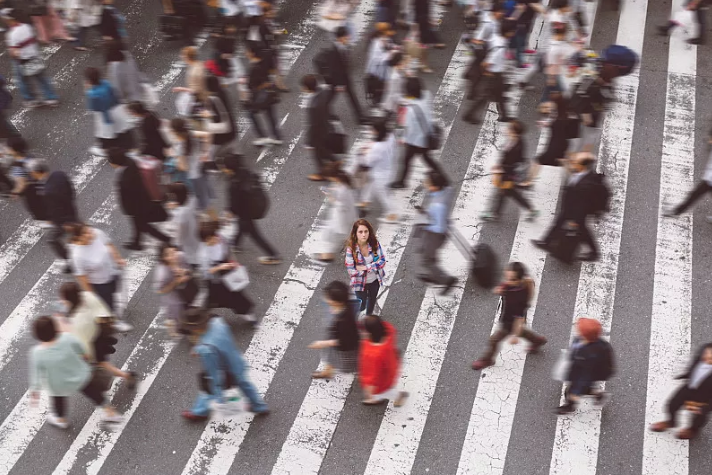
top-left (649, 343), bottom-right (712, 440)
top-left (314, 163), bottom-right (358, 263)
top-left (555, 317), bottom-right (614, 414)
top-left (402, 22), bottom-right (433, 74)
top-left (222, 155), bottom-right (282, 265)
top-left (471, 262), bottom-right (547, 371)
top-left (28, 0), bottom-right (71, 44)
top-left (173, 46), bottom-right (208, 107)
top-left (68, 0), bottom-right (102, 51)
top-left (529, 96), bottom-right (578, 182)
top-left (84, 67), bottom-right (133, 156)
top-left (107, 148), bottom-right (171, 251)
top-left (181, 309), bottom-right (269, 421)
top-left (3, 8), bottom-right (60, 109)
top-left (28, 316), bottom-right (123, 429)
top-left (380, 51), bottom-right (407, 119)
top-left (242, 40), bottom-right (282, 147)
top-left (99, 0), bottom-right (126, 42)
top-left (246, 5), bottom-right (289, 92)
top-left (461, 3), bottom-right (504, 104)
top-left (345, 219), bottom-right (386, 316)
top-left (511, 0), bottom-right (545, 68)
top-left (57, 281), bottom-right (137, 381)
top-left (197, 220), bottom-right (257, 325)
top-left (302, 74), bottom-right (335, 182)
top-left (28, 159), bottom-right (78, 274)
top-left (323, 26), bottom-right (367, 124)
top-left (416, 169), bottom-right (457, 295)
top-left (532, 153), bottom-right (599, 262)
top-left (154, 243), bottom-right (193, 338)
top-left (390, 76), bottom-right (440, 189)
top-left (169, 117), bottom-right (214, 212)
top-left (364, 22), bottom-right (395, 108)
top-left (308, 280), bottom-right (360, 379)
top-left (201, 74), bottom-right (239, 162)
top-left (359, 314), bottom-right (409, 406)
top-left (462, 18), bottom-right (515, 125)
top-left (6, 137), bottom-right (50, 225)
top-left (357, 118), bottom-right (399, 223)
top-left (414, 0), bottom-right (445, 49)
top-left (664, 134), bottom-right (712, 220)
top-left (166, 182), bottom-right (200, 267)
top-left (658, 0), bottom-right (707, 45)
top-left (128, 101), bottom-right (170, 162)
top-left (105, 40), bottom-right (147, 104)
top-left (481, 120), bottom-right (539, 222)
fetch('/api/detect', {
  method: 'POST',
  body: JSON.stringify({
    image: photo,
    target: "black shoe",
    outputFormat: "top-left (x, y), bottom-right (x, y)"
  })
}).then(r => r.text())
top-left (531, 239), bottom-right (549, 252)
top-left (687, 37), bottom-right (704, 45)
top-left (123, 242), bottom-right (143, 251)
top-left (389, 181), bottom-right (406, 190)
top-left (556, 401), bottom-right (576, 415)
top-left (579, 251), bottom-right (599, 262)
top-left (440, 277), bottom-right (458, 296)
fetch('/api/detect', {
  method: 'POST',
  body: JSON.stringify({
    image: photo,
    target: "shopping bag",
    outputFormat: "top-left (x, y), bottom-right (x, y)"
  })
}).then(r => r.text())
top-left (222, 265), bottom-right (249, 292)
top-left (552, 349), bottom-right (572, 382)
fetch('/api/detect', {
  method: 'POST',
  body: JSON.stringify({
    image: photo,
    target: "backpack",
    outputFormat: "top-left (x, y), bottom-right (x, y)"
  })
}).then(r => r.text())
top-left (237, 168), bottom-right (269, 220)
top-left (132, 155), bottom-right (164, 202)
top-left (591, 339), bottom-right (616, 381)
top-left (313, 48), bottom-right (332, 82)
top-left (600, 45), bottom-right (638, 77)
top-left (0, 75), bottom-right (12, 112)
top-left (588, 172), bottom-right (611, 215)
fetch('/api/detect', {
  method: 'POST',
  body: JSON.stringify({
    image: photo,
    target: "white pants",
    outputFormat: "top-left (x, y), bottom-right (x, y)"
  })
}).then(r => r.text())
top-left (362, 178), bottom-right (395, 217)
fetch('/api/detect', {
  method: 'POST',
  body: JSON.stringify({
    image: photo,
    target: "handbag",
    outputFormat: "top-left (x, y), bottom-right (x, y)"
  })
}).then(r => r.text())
top-left (20, 57), bottom-right (46, 77)
top-left (222, 265), bottom-right (249, 292)
top-left (410, 103), bottom-right (442, 151)
top-left (552, 349), bottom-right (572, 382)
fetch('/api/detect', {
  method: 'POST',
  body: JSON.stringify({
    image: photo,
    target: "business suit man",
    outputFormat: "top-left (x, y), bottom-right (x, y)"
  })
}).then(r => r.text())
top-left (533, 153), bottom-right (599, 261)
top-left (29, 160), bottom-right (78, 273)
top-left (301, 74), bottom-right (335, 181)
top-left (107, 148), bottom-right (170, 251)
top-left (324, 26), bottom-right (366, 125)
top-left (650, 343), bottom-right (712, 440)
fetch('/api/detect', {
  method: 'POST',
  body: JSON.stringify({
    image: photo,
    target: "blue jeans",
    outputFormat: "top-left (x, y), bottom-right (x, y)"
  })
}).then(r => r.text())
top-left (13, 62), bottom-right (58, 102)
top-left (73, 26), bottom-right (94, 48)
top-left (190, 367), bottom-right (267, 416)
top-left (510, 26), bottom-right (526, 68)
top-left (189, 174), bottom-right (214, 211)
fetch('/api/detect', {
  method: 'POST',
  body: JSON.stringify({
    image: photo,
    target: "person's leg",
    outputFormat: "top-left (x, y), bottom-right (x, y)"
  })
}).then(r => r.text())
top-left (264, 105), bottom-right (281, 140)
top-left (666, 386), bottom-right (688, 427)
top-left (345, 81), bottom-right (364, 122)
top-left (249, 110), bottom-right (267, 138)
top-left (492, 189), bottom-right (506, 216)
top-left (230, 351), bottom-right (268, 412)
top-left (73, 26), bottom-right (87, 48)
top-left (420, 231), bottom-right (449, 285)
top-left (520, 326), bottom-right (546, 347)
top-left (393, 144), bottom-right (417, 186)
top-left (48, 224), bottom-right (69, 260)
top-left (240, 216), bottom-right (278, 257)
top-left (578, 221), bottom-right (599, 257)
top-left (32, 15), bottom-right (49, 43)
top-left (189, 177), bottom-right (209, 210)
top-left (130, 214), bottom-right (142, 246)
top-left (33, 71), bottom-right (59, 101)
top-left (231, 290), bottom-right (254, 315)
top-left (695, 7), bottom-right (706, 43)
top-left (542, 214), bottom-right (567, 246)
top-left (312, 147), bottom-right (328, 176)
top-left (365, 279), bottom-right (380, 315)
top-left (480, 327), bottom-right (509, 363)
top-left (140, 219), bottom-right (171, 243)
top-left (13, 62), bottom-right (34, 102)
top-left (92, 279), bottom-right (117, 311)
top-left (508, 187), bottom-right (532, 211)
top-left (355, 290), bottom-right (368, 312)
top-left (418, 148), bottom-right (440, 173)
top-left (190, 390), bottom-right (216, 416)
top-left (48, 7), bottom-right (69, 40)
top-left (691, 404), bottom-right (710, 433)
top-left (52, 396), bottom-right (67, 418)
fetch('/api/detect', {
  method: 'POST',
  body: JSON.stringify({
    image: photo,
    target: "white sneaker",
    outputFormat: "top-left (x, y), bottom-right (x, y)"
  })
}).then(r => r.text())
top-left (101, 412), bottom-right (123, 424)
top-left (47, 413), bottom-right (69, 429)
top-left (253, 137), bottom-right (270, 147)
top-left (36, 221), bottom-right (54, 229)
top-left (269, 138), bottom-right (283, 145)
top-left (89, 146), bottom-right (107, 157)
top-left (113, 320), bottom-right (134, 333)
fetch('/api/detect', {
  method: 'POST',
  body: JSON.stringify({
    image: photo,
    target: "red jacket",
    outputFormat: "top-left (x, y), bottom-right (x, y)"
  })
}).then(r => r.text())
top-left (359, 321), bottom-right (400, 395)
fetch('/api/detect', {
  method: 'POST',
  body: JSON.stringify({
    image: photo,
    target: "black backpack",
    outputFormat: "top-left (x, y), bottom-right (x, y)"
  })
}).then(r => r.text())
top-left (588, 172), bottom-right (611, 215)
top-left (238, 169), bottom-right (269, 220)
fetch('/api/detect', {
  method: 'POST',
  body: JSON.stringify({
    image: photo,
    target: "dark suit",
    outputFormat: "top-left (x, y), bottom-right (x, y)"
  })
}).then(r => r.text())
top-left (228, 172), bottom-right (278, 257)
top-left (492, 138), bottom-right (531, 215)
top-left (306, 87), bottom-right (335, 173)
top-left (116, 160), bottom-right (169, 247)
top-left (667, 345), bottom-right (712, 432)
top-left (325, 43), bottom-right (363, 122)
top-left (43, 171), bottom-right (78, 260)
top-left (543, 170), bottom-right (598, 255)
top-left (139, 113), bottom-right (169, 162)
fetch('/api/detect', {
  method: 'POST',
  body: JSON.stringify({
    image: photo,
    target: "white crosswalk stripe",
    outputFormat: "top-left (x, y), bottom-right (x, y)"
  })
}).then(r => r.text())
top-left (0, 1), bottom-right (711, 474)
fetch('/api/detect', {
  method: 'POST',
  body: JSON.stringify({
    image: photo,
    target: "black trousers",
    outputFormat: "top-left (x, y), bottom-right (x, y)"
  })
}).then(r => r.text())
top-left (333, 80), bottom-right (363, 122)
top-left (674, 181), bottom-right (712, 215)
top-left (394, 144), bottom-right (439, 185)
top-left (355, 279), bottom-right (380, 315)
top-left (544, 214), bottom-right (598, 255)
top-left (52, 376), bottom-right (106, 417)
top-left (312, 145), bottom-right (333, 174)
top-left (234, 215), bottom-right (278, 257)
top-left (130, 215), bottom-right (171, 246)
top-left (464, 73), bottom-right (508, 122)
top-left (493, 187), bottom-right (532, 215)
top-left (49, 224), bottom-right (69, 260)
top-left (667, 385), bottom-right (711, 432)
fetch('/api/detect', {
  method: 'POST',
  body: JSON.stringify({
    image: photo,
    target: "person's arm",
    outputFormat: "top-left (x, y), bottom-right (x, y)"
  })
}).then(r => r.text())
top-left (344, 246), bottom-right (362, 278)
top-left (76, 274), bottom-right (93, 293)
top-left (367, 243), bottom-right (387, 271)
top-left (106, 243), bottom-right (126, 268)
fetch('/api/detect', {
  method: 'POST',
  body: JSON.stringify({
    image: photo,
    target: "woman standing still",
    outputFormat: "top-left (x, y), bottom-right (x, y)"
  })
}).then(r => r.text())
top-left (345, 219), bottom-right (386, 316)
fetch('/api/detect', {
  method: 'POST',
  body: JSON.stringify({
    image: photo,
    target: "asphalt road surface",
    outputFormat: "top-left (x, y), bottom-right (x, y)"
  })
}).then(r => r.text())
top-left (1, 0), bottom-right (711, 474)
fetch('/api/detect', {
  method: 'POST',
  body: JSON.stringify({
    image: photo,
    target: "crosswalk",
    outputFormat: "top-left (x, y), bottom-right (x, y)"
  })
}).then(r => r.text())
top-left (1, 0), bottom-right (711, 474)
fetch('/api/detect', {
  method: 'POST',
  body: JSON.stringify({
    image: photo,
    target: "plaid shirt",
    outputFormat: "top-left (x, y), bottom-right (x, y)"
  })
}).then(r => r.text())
top-left (345, 242), bottom-right (386, 291)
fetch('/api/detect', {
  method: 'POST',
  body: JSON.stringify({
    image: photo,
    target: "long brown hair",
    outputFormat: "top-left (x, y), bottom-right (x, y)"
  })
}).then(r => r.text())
top-left (347, 219), bottom-right (379, 259)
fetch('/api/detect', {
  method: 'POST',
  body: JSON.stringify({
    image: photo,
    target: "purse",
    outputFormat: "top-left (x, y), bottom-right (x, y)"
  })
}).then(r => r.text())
top-left (222, 265), bottom-right (249, 292)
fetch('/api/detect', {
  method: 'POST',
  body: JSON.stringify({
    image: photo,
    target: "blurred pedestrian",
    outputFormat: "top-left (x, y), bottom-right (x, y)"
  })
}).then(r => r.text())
top-left (314, 163), bottom-right (358, 263)
top-left (170, 117), bottom-right (214, 212)
top-left (323, 26), bottom-right (366, 124)
top-left (154, 243), bottom-right (193, 338)
top-left (243, 40), bottom-right (282, 147)
top-left (302, 74), bottom-right (335, 181)
top-left (357, 118), bottom-right (398, 223)
top-left (359, 314), bottom-right (409, 406)
top-left (345, 219), bottom-right (386, 316)
top-left (128, 101), bottom-right (170, 162)
top-left (166, 182), bottom-right (200, 267)
top-left (85, 67), bottom-right (133, 156)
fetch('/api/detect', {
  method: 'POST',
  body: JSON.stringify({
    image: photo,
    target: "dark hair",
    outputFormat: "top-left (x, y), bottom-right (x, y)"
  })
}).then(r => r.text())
top-left (67, 222), bottom-right (88, 243)
top-left (388, 51), bottom-right (404, 68)
top-left (364, 315), bottom-right (386, 343)
top-left (347, 218), bottom-right (380, 261)
top-left (507, 261), bottom-right (526, 280)
top-left (372, 117), bottom-right (389, 142)
top-left (59, 281), bottom-right (82, 316)
top-left (107, 147), bottom-right (129, 166)
top-left (301, 74), bottom-right (318, 92)
top-left (335, 26), bottom-right (349, 39)
top-left (8, 136), bottom-right (28, 155)
top-left (167, 182), bottom-right (189, 205)
top-left (324, 163), bottom-right (352, 187)
top-left (158, 242), bottom-right (178, 264)
top-left (33, 316), bottom-right (57, 342)
top-left (105, 39), bottom-right (126, 63)
top-left (404, 77), bottom-right (422, 99)
top-left (84, 67), bottom-right (102, 86)
top-left (324, 280), bottom-right (349, 305)
top-left (509, 119), bottom-right (525, 136)
top-left (170, 117), bottom-right (193, 157)
top-left (199, 221), bottom-right (218, 242)
top-left (501, 19), bottom-right (517, 37)
top-left (128, 101), bottom-right (148, 115)
top-left (428, 169), bottom-right (448, 189)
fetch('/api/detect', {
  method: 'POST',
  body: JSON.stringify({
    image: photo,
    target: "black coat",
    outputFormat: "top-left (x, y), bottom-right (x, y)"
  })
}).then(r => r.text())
top-left (43, 171), bottom-right (78, 225)
top-left (326, 44), bottom-right (350, 87)
top-left (100, 6), bottom-right (122, 41)
top-left (116, 160), bottom-right (151, 219)
top-left (306, 87), bottom-right (334, 149)
top-left (140, 113), bottom-right (169, 162)
top-left (676, 344), bottom-right (712, 405)
top-left (559, 171), bottom-right (596, 223)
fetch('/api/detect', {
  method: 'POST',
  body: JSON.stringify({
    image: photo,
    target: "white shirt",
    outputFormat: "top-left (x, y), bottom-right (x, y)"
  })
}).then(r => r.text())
top-left (546, 39), bottom-right (575, 75)
top-left (690, 362), bottom-right (712, 389)
top-left (6, 24), bottom-right (39, 60)
top-left (485, 34), bottom-right (508, 74)
top-left (364, 133), bottom-right (397, 182)
top-left (475, 11), bottom-right (500, 43)
top-left (70, 228), bottom-right (116, 285)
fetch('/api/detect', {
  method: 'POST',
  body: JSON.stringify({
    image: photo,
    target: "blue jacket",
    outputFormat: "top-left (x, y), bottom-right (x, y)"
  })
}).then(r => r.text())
top-left (86, 80), bottom-right (119, 125)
